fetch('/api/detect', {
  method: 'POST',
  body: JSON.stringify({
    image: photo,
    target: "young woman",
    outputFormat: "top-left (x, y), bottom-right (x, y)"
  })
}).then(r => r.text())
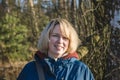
top-left (17, 18), bottom-right (94, 80)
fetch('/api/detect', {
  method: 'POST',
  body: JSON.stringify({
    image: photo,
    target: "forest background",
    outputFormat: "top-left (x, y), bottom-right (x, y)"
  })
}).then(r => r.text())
top-left (0, 0), bottom-right (120, 80)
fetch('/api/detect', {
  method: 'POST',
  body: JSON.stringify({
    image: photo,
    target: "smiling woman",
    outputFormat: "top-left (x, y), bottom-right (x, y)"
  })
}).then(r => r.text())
top-left (17, 18), bottom-right (95, 80)
top-left (48, 24), bottom-right (70, 60)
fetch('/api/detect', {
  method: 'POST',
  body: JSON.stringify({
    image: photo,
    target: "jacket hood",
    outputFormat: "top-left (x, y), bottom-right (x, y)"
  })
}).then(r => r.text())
top-left (35, 51), bottom-right (80, 60)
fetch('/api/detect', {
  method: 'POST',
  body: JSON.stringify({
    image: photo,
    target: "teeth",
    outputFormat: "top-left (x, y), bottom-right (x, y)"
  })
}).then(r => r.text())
top-left (55, 46), bottom-right (62, 49)
top-left (57, 46), bottom-right (61, 48)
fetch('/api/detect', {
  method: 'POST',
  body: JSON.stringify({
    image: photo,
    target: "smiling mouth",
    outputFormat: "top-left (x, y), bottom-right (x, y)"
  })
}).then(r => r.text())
top-left (55, 45), bottom-right (63, 50)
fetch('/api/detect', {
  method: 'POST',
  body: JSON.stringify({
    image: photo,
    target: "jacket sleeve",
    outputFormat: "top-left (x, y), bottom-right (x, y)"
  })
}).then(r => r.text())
top-left (17, 61), bottom-right (38, 80)
top-left (76, 61), bottom-right (95, 80)
top-left (17, 63), bottom-right (29, 80)
top-left (83, 66), bottom-right (95, 80)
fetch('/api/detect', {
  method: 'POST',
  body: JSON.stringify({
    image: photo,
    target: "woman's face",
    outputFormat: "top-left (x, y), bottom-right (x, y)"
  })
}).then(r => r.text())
top-left (48, 24), bottom-right (69, 59)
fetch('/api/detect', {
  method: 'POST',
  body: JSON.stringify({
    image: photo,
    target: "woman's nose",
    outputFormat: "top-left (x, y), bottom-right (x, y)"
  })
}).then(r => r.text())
top-left (57, 37), bottom-right (64, 43)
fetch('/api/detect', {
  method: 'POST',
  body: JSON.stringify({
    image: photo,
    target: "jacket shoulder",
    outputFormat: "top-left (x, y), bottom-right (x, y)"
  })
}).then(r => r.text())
top-left (71, 59), bottom-right (95, 80)
top-left (17, 61), bottom-right (38, 80)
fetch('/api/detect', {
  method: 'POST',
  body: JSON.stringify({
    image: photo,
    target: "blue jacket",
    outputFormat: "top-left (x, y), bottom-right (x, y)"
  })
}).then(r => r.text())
top-left (17, 51), bottom-right (94, 80)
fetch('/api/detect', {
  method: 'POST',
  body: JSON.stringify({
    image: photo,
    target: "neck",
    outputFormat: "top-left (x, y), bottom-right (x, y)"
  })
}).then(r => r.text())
top-left (48, 52), bottom-right (68, 61)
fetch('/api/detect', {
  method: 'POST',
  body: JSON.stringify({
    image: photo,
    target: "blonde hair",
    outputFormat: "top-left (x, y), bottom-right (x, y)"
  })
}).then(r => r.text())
top-left (37, 18), bottom-right (81, 54)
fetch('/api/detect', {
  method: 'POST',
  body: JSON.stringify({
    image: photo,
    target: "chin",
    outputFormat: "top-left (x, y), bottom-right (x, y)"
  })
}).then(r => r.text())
top-left (54, 52), bottom-right (63, 55)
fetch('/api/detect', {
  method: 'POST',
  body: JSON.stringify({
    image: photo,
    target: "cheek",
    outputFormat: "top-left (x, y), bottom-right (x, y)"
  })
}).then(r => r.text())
top-left (65, 41), bottom-right (69, 47)
top-left (49, 38), bottom-right (56, 45)
top-left (48, 40), bottom-right (54, 50)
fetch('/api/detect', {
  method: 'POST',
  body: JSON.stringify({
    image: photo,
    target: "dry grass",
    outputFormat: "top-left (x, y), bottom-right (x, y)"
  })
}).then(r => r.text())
top-left (0, 61), bottom-right (27, 80)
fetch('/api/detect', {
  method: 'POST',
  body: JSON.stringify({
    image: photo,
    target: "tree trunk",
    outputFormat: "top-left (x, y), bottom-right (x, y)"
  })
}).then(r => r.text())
top-left (28, 0), bottom-right (39, 37)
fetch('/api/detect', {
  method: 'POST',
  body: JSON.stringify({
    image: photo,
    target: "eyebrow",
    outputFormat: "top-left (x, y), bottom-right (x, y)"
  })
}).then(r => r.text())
top-left (51, 33), bottom-right (60, 35)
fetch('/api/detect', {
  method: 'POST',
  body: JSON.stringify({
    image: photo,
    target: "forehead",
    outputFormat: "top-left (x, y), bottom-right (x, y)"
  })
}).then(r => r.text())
top-left (49, 21), bottom-right (70, 38)
top-left (52, 24), bottom-right (61, 33)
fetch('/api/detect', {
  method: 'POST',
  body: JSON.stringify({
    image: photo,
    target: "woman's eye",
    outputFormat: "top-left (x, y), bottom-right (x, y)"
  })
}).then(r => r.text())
top-left (52, 34), bottom-right (59, 37)
top-left (51, 34), bottom-right (69, 41)
top-left (63, 37), bottom-right (69, 40)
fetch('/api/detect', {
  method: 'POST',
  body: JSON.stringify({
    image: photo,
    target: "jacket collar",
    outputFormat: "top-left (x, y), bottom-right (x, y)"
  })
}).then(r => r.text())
top-left (35, 51), bottom-right (80, 60)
